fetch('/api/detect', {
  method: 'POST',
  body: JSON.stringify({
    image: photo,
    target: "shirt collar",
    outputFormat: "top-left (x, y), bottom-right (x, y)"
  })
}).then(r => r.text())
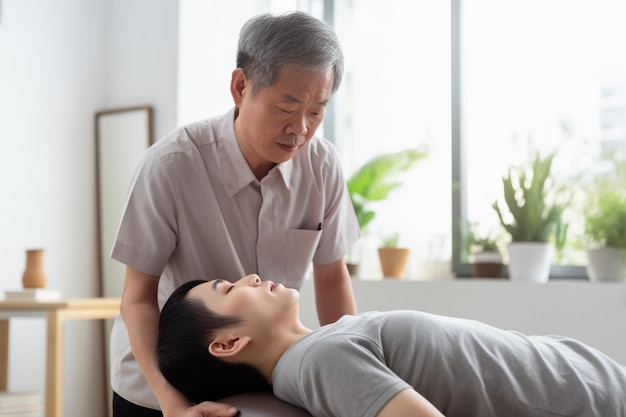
top-left (219, 107), bottom-right (292, 196)
top-left (272, 157), bottom-right (293, 190)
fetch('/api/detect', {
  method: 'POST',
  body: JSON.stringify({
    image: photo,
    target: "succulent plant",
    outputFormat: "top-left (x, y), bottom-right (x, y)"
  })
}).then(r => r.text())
top-left (493, 152), bottom-right (567, 242)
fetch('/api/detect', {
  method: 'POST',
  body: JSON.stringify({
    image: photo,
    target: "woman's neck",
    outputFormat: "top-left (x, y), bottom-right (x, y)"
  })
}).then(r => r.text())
top-left (254, 324), bottom-right (312, 384)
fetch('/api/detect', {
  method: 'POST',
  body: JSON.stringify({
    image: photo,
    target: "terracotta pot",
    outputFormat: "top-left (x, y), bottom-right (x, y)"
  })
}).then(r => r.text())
top-left (378, 248), bottom-right (410, 279)
top-left (470, 252), bottom-right (505, 278)
top-left (22, 248), bottom-right (47, 288)
top-left (471, 262), bottom-right (505, 278)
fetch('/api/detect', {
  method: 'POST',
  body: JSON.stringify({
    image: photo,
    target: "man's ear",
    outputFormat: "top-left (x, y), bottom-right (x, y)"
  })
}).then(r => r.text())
top-left (209, 335), bottom-right (252, 359)
top-left (230, 68), bottom-right (248, 106)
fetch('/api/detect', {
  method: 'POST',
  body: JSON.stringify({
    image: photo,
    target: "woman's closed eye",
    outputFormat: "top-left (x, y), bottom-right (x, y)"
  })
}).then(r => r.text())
top-left (213, 279), bottom-right (235, 295)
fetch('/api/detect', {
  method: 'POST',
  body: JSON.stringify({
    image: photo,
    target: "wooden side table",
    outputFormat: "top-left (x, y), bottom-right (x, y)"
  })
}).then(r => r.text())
top-left (0, 298), bottom-right (121, 417)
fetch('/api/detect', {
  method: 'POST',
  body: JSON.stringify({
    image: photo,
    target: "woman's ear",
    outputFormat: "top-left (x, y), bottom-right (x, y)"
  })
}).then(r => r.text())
top-left (209, 335), bottom-right (252, 359)
top-left (230, 68), bottom-right (247, 106)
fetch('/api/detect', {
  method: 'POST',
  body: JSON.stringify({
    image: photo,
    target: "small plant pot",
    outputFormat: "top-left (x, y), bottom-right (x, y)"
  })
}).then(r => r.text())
top-left (507, 242), bottom-right (553, 283)
top-left (378, 248), bottom-right (410, 279)
top-left (471, 263), bottom-right (504, 278)
top-left (470, 252), bottom-right (504, 278)
top-left (586, 247), bottom-right (626, 282)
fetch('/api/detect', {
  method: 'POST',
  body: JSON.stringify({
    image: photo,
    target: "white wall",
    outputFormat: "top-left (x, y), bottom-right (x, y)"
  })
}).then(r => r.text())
top-left (177, 0), bottom-right (295, 125)
top-left (299, 279), bottom-right (626, 366)
top-left (177, 0), bottom-right (253, 124)
top-left (106, 0), bottom-right (179, 141)
top-left (0, 1), bottom-right (178, 415)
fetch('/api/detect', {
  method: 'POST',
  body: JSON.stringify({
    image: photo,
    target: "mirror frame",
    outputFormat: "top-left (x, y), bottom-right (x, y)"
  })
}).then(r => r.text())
top-left (95, 105), bottom-right (153, 415)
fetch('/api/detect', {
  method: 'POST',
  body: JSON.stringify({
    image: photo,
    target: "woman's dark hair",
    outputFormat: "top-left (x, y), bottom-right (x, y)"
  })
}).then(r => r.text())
top-left (157, 280), bottom-right (272, 403)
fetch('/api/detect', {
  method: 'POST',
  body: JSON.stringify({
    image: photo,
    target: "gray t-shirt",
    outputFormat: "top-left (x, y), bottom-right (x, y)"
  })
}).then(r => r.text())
top-left (273, 311), bottom-right (626, 417)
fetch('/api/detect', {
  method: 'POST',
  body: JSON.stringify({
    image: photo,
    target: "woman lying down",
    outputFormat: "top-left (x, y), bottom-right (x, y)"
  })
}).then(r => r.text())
top-left (157, 274), bottom-right (626, 417)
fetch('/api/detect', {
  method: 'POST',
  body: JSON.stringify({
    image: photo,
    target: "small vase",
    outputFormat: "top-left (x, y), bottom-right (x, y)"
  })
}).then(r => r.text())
top-left (22, 249), bottom-right (47, 288)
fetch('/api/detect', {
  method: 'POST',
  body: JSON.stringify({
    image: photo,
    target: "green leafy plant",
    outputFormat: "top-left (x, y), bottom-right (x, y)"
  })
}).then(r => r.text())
top-left (462, 222), bottom-right (503, 257)
top-left (583, 151), bottom-right (626, 249)
top-left (492, 152), bottom-right (567, 242)
top-left (585, 191), bottom-right (626, 248)
top-left (553, 218), bottom-right (570, 262)
top-left (347, 148), bottom-right (428, 233)
top-left (380, 232), bottom-right (400, 248)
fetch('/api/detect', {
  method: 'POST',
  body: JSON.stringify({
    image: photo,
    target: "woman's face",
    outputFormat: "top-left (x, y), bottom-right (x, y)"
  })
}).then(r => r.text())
top-left (187, 274), bottom-right (300, 330)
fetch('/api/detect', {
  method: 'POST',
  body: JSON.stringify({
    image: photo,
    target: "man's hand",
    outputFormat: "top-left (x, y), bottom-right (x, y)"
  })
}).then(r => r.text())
top-left (174, 401), bottom-right (239, 417)
top-left (120, 268), bottom-right (240, 417)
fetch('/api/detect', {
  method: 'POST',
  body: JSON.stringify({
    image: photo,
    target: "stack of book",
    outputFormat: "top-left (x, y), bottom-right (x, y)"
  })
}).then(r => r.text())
top-left (3, 289), bottom-right (62, 302)
top-left (0, 391), bottom-right (43, 417)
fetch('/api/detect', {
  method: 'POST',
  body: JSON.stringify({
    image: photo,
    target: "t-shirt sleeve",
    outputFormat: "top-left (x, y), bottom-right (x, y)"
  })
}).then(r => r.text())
top-left (295, 334), bottom-right (411, 417)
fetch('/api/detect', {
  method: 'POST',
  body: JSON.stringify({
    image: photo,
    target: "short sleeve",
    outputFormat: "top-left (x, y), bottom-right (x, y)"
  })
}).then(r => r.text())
top-left (312, 142), bottom-right (360, 265)
top-left (110, 148), bottom-right (178, 276)
top-left (296, 334), bottom-right (410, 417)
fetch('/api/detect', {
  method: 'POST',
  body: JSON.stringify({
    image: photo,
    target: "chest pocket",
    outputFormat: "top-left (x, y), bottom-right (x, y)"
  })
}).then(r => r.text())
top-left (284, 228), bottom-right (322, 289)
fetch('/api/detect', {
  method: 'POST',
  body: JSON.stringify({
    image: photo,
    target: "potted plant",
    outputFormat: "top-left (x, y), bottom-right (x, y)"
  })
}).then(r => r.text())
top-left (346, 148), bottom-right (428, 276)
top-left (583, 158), bottom-right (626, 281)
top-left (377, 232), bottom-right (410, 279)
top-left (462, 222), bottom-right (504, 278)
top-left (347, 148), bottom-right (428, 232)
top-left (492, 152), bottom-right (567, 282)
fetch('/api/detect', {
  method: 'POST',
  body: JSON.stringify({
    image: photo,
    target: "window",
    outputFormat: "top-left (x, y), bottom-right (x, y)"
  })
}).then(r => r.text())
top-left (452, 0), bottom-right (626, 277)
top-left (178, 0), bottom-right (626, 280)
top-left (331, 0), bottom-right (452, 279)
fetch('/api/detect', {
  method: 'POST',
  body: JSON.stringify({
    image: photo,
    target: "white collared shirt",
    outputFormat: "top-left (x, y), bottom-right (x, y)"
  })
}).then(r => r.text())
top-left (109, 107), bottom-right (359, 409)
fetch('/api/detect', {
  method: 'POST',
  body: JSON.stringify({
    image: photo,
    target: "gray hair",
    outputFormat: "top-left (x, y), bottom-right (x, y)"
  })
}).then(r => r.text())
top-left (236, 11), bottom-right (344, 95)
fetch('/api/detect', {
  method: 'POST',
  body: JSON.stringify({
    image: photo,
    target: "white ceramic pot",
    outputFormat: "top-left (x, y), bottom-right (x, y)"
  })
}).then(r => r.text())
top-left (586, 247), bottom-right (626, 282)
top-left (507, 242), bottom-right (553, 283)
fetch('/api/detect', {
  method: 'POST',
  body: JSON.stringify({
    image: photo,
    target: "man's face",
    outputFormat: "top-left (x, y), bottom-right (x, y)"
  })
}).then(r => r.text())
top-left (232, 66), bottom-right (334, 176)
top-left (187, 274), bottom-right (300, 332)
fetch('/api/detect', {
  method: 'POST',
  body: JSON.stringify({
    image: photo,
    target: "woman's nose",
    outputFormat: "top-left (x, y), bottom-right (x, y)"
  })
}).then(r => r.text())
top-left (245, 274), bottom-right (261, 286)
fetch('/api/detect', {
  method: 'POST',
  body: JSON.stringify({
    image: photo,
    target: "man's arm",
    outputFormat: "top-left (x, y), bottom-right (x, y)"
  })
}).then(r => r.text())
top-left (312, 258), bottom-right (356, 325)
top-left (376, 389), bottom-right (445, 417)
top-left (120, 266), bottom-right (238, 417)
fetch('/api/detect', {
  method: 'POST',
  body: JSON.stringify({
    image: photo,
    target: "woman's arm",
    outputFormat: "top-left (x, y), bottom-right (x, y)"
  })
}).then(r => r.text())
top-left (376, 388), bottom-right (445, 417)
top-left (120, 266), bottom-right (238, 417)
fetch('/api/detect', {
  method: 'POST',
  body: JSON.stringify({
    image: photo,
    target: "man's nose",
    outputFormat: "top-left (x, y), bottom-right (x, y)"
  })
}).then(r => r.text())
top-left (286, 115), bottom-right (308, 137)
